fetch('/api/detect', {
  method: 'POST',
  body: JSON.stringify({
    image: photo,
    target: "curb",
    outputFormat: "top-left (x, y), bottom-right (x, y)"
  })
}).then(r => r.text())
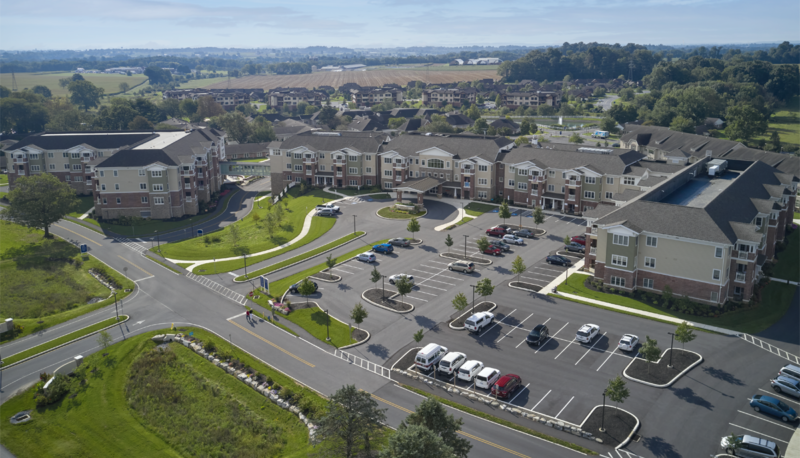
top-left (390, 346), bottom-right (421, 372)
top-left (375, 207), bottom-right (427, 221)
top-left (622, 348), bottom-right (704, 388)
top-left (409, 239), bottom-right (423, 245)
top-left (309, 273), bottom-right (341, 283)
top-left (309, 302), bottom-right (370, 350)
top-left (579, 404), bottom-right (640, 450)
top-left (448, 302), bottom-right (498, 330)
top-left (278, 256), bottom-right (366, 302)
top-left (507, 281), bottom-right (545, 293)
top-left (439, 253), bottom-right (492, 266)
top-left (361, 289), bottom-right (415, 314)
top-left (232, 232), bottom-right (367, 283)
top-left (1, 315), bottom-right (131, 371)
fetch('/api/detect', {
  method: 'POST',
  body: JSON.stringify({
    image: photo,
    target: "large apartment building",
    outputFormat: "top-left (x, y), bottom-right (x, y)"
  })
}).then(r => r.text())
top-left (500, 91), bottom-right (561, 109)
top-left (350, 87), bottom-right (404, 107)
top-left (584, 158), bottom-right (797, 306)
top-left (421, 88), bottom-right (477, 108)
top-left (162, 88), bottom-right (256, 107)
top-left (7, 129), bottom-right (227, 220)
top-left (268, 88), bottom-right (328, 109)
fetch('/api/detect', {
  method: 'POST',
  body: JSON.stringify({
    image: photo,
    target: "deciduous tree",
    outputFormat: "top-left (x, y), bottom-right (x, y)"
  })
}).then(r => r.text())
top-left (451, 292), bottom-right (468, 313)
top-left (317, 384), bottom-right (387, 458)
top-left (398, 397), bottom-right (471, 458)
top-left (606, 376), bottom-right (630, 409)
top-left (297, 278), bottom-right (316, 306)
top-left (674, 321), bottom-right (696, 349)
top-left (641, 336), bottom-right (661, 374)
top-left (350, 302), bottom-right (368, 330)
top-left (68, 80), bottom-right (104, 111)
top-left (407, 218), bottom-right (421, 242)
top-left (726, 103), bottom-right (768, 141)
top-left (413, 328), bottom-right (424, 344)
top-left (2, 174), bottom-right (78, 238)
top-left (379, 424), bottom-right (455, 458)
top-left (444, 234), bottom-right (454, 253)
top-left (97, 330), bottom-right (113, 349)
top-left (533, 206), bottom-right (545, 231)
top-left (498, 200), bottom-right (511, 226)
top-left (511, 255), bottom-right (526, 283)
top-left (395, 276), bottom-right (414, 307)
top-left (118, 82), bottom-right (130, 94)
top-left (196, 95), bottom-right (226, 119)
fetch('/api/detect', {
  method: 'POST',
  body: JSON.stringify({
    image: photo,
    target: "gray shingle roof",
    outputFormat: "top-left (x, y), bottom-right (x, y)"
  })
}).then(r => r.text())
top-left (383, 133), bottom-right (513, 162)
top-left (95, 129), bottom-right (222, 168)
top-left (8, 131), bottom-right (157, 151)
top-left (280, 131), bottom-right (385, 154)
top-left (395, 176), bottom-right (445, 192)
top-left (613, 189), bottom-right (644, 202)
top-left (498, 144), bottom-right (644, 175)
top-left (226, 142), bottom-right (273, 155)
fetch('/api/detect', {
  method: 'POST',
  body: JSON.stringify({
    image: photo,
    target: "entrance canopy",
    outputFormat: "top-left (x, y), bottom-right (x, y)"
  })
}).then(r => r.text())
top-left (393, 176), bottom-right (446, 194)
top-left (220, 161), bottom-right (270, 176)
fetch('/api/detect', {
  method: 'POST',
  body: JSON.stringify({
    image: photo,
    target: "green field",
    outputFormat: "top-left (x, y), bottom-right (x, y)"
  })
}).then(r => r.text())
top-left (0, 174), bottom-right (8, 185)
top-left (157, 187), bottom-right (338, 261)
top-left (377, 206), bottom-right (426, 219)
top-left (773, 229), bottom-right (799, 282)
top-left (0, 329), bottom-right (317, 458)
top-left (755, 96), bottom-right (800, 150)
top-left (0, 72), bottom-right (147, 97)
top-left (464, 202), bottom-right (497, 216)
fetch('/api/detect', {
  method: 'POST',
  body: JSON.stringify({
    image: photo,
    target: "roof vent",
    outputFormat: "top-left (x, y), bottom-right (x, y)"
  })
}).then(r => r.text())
top-left (312, 132), bottom-right (342, 136)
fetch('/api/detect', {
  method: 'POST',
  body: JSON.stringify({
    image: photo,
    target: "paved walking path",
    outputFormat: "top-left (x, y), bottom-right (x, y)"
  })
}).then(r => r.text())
top-left (78, 207), bottom-right (94, 220)
top-left (434, 207), bottom-right (466, 231)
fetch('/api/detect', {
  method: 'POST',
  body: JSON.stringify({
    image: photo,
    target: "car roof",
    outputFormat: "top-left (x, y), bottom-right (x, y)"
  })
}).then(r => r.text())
top-left (362, 251), bottom-right (375, 255)
top-left (533, 324), bottom-right (546, 330)
top-left (462, 360), bottom-right (482, 369)
top-left (621, 334), bottom-right (637, 340)
top-left (419, 343), bottom-right (442, 354)
top-left (580, 324), bottom-right (597, 330)
top-left (782, 364), bottom-right (800, 372)
top-left (742, 435), bottom-right (777, 448)
top-left (442, 352), bottom-right (465, 361)
top-left (478, 367), bottom-right (498, 375)
top-left (756, 394), bottom-right (782, 404)
top-left (777, 375), bottom-right (800, 386)
top-left (496, 374), bottom-right (519, 385)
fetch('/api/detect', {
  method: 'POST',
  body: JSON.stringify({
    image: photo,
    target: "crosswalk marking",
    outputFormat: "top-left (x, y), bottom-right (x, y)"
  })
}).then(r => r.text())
top-left (115, 237), bottom-right (148, 254)
top-left (186, 272), bottom-right (247, 305)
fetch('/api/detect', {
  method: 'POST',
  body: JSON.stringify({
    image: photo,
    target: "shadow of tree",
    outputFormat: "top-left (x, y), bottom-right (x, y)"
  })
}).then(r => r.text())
top-left (670, 386), bottom-right (715, 410)
top-left (418, 245), bottom-right (439, 253)
top-left (367, 343), bottom-right (390, 359)
top-left (337, 283), bottom-right (352, 292)
top-left (701, 366), bottom-right (745, 386)
top-left (642, 435), bottom-right (681, 458)
top-left (414, 315), bottom-right (437, 330)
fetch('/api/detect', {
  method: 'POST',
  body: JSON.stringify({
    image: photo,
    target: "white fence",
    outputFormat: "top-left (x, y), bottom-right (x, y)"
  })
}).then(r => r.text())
top-left (332, 349), bottom-right (392, 380)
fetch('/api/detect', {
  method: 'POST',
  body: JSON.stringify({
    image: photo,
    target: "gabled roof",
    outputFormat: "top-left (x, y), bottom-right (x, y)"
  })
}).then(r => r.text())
top-left (8, 131), bottom-right (157, 151)
top-left (498, 144), bottom-right (645, 175)
top-left (280, 131), bottom-right (385, 154)
top-left (490, 119), bottom-right (520, 130)
top-left (382, 133), bottom-right (512, 162)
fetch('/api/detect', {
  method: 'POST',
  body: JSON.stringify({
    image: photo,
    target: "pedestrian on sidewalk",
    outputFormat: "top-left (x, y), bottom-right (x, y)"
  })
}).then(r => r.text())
top-left (246, 310), bottom-right (250, 322)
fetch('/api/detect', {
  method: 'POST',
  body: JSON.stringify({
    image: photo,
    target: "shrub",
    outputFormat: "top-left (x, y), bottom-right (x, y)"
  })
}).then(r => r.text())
top-left (279, 385), bottom-right (294, 401)
top-left (204, 235), bottom-right (211, 244)
top-left (203, 340), bottom-right (216, 352)
top-left (266, 376), bottom-right (273, 386)
top-left (298, 394), bottom-right (316, 417)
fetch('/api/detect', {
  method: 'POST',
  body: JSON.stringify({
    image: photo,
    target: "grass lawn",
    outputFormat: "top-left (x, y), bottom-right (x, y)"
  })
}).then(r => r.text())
top-left (464, 202), bottom-right (497, 215)
top-left (455, 216), bottom-right (475, 226)
top-left (175, 262), bottom-right (193, 269)
top-left (157, 187), bottom-right (338, 261)
top-left (67, 195), bottom-right (95, 218)
top-left (279, 306), bottom-right (356, 348)
top-left (557, 273), bottom-right (797, 334)
top-left (196, 217), bottom-right (337, 274)
top-left (2, 316), bottom-right (125, 367)
top-left (0, 72), bottom-right (147, 97)
top-left (0, 174), bottom-right (8, 185)
top-left (0, 222), bottom-right (134, 341)
top-left (377, 206), bottom-right (427, 219)
top-left (234, 231), bottom-right (365, 281)
top-left (245, 305), bottom-right (298, 336)
top-left (755, 95), bottom-right (800, 150)
top-left (176, 76), bottom-right (230, 89)
top-left (0, 328), bottom-right (317, 458)
top-left (795, 212), bottom-right (799, 219)
top-left (773, 229), bottom-right (799, 282)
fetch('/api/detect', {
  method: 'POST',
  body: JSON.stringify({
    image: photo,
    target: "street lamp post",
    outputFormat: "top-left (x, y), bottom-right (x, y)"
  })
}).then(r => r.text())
top-left (667, 331), bottom-right (675, 368)
top-left (243, 254), bottom-right (248, 279)
top-left (599, 389), bottom-right (607, 433)
top-left (123, 267), bottom-right (128, 279)
top-left (113, 291), bottom-right (119, 322)
top-left (353, 215), bottom-right (357, 235)
top-left (325, 309), bottom-right (331, 341)
top-left (470, 284), bottom-right (476, 316)
top-left (155, 230), bottom-right (161, 253)
top-left (463, 234), bottom-right (468, 261)
top-left (382, 275), bottom-right (386, 301)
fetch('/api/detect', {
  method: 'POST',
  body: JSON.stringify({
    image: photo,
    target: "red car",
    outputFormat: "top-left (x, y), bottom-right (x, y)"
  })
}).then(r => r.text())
top-left (486, 227), bottom-right (506, 237)
top-left (483, 246), bottom-right (502, 256)
top-left (491, 374), bottom-right (522, 399)
top-left (571, 235), bottom-right (586, 246)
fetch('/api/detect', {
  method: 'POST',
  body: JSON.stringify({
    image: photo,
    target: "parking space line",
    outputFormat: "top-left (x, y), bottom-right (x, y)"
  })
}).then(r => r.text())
top-left (555, 396), bottom-right (574, 419)
top-left (342, 263), bottom-right (364, 270)
top-left (425, 260), bottom-right (450, 266)
top-left (416, 277), bottom-right (456, 286)
top-left (404, 296), bottom-right (429, 302)
top-left (728, 423), bottom-right (790, 444)
top-left (412, 268), bottom-right (441, 276)
top-left (554, 338), bottom-right (576, 360)
top-left (597, 347), bottom-right (619, 372)
top-left (536, 322), bottom-right (568, 354)
top-left (736, 410), bottom-right (798, 430)
top-left (575, 332), bottom-right (607, 366)
top-left (417, 284), bottom-right (448, 292)
top-left (530, 266), bottom-right (564, 273)
top-left (531, 390), bottom-right (551, 411)
top-left (517, 318), bottom-right (550, 348)
top-left (508, 383), bottom-right (530, 405)
top-left (481, 309), bottom-right (517, 337)
top-left (414, 290), bottom-right (438, 297)
top-left (758, 389), bottom-right (800, 406)
top-left (497, 313), bottom-right (534, 343)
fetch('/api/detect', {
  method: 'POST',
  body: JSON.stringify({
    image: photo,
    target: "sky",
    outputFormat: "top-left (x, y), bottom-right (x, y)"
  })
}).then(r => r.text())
top-left (1, 0), bottom-right (799, 51)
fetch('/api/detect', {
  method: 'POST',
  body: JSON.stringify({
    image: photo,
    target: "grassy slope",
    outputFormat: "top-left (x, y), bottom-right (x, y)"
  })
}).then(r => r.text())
top-left (157, 187), bottom-right (338, 260)
top-left (0, 174), bottom-right (8, 185)
top-left (558, 273), bottom-right (796, 334)
top-left (773, 229), bottom-right (800, 282)
top-left (755, 95), bottom-right (800, 150)
top-left (463, 202), bottom-right (496, 215)
top-left (0, 72), bottom-right (147, 97)
top-left (0, 329), bottom-right (315, 458)
top-left (67, 195), bottom-right (95, 218)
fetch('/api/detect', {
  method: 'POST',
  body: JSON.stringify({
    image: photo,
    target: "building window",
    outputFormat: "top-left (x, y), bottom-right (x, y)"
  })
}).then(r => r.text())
top-left (99, 171), bottom-right (105, 177)
top-left (518, 169), bottom-right (528, 176)
top-left (384, 170), bottom-right (392, 176)
top-left (72, 164), bottom-right (82, 170)
top-left (606, 177), bottom-right (614, 184)
top-left (138, 169), bottom-right (146, 176)
top-left (138, 183), bottom-right (146, 190)
top-left (116, 198), bottom-right (121, 204)
top-left (712, 269), bottom-right (721, 280)
top-left (114, 183), bottom-right (120, 190)
top-left (584, 191), bottom-right (595, 199)
top-left (642, 278), bottom-right (654, 289)
top-left (478, 191), bottom-right (488, 198)
top-left (49, 164), bottom-right (55, 170)
top-left (101, 184), bottom-right (106, 190)
top-left (547, 184), bottom-right (555, 192)
top-left (561, 186), bottom-right (565, 193)
top-left (428, 159), bottom-right (444, 169)
top-left (478, 165), bottom-right (488, 172)
top-left (294, 153), bottom-right (302, 159)
top-left (610, 276), bottom-right (625, 287)
top-left (286, 163), bottom-right (292, 169)
top-left (646, 236), bottom-right (657, 247)
top-left (384, 182), bottom-right (392, 189)
top-left (384, 158), bottom-right (392, 164)
top-left (715, 247), bottom-right (723, 258)
top-left (366, 179), bottom-right (372, 186)
top-left (102, 198), bottom-right (107, 204)
top-left (348, 167), bottom-right (358, 174)
top-left (151, 170), bottom-right (162, 177)
top-left (74, 176), bottom-right (83, 182)
top-left (755, 217), bottom-right (763, 227)
top-left (48, 152), bottom-right (54, 158)
top-left (30, 165), bottom-right (40, 171)
top-left (585, 176), bottom-right (596, 184)
top-left (606, 192), bottom-right (613, 199)
top-left (348, 156), bottom-right (357, 162)
top-left (612, 234), bottom-right (629, 246)
top-left (611, 255), bottom-right (628, 267)
top-left (365, 167), bottom-right (372, 173)
top-left (154, 197), bottom-right (164, 205)
top-left (508, 180), bottom-right (515, 187)
top-left (71, 153), bottom-right (80, 159)
top-left (294, 165), bottom-right (302, 171)
top-left (349, 180), bottom-right (357, 186)
top-left (517, 182), bottom-right (527, 190)
top-left (623, 177), bottom-right (635, 185)
top-left (141, 196), bottom-right (149, 204)
top-left (113, 170), bottom-right (118, 177)
top-left (64, 164), bottom-right (70, 170)
top-left (710, 291), bottom-right (719, 302)
top-left (153, 184), bottom-right (164, 191)
top-left (365, 155), bottom-right (371, 161)
top-left (548, 170), bottom-right (555, 177)
top-left (644, 257), bottom-right (656, 268)
top-left (319, 165), bottom-right (326, 171)
top-left (478, 178), bottom-right (487, 185)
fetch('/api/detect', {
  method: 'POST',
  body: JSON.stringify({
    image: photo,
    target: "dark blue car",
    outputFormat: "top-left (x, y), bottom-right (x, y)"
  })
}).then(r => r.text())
top-left (289, 281), bottom-right (318, 294)
top-left (372, 243), bottom-right (394, 254)
top-left (750, 394), bottom-right (797, 422)
top-left (546, 255), bottom-right (572, 266)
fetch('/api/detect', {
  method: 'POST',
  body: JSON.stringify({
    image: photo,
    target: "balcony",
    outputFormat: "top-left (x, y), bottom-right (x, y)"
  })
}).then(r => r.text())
top-left (461, 168), bottom-right (474, 176)
top-left (589, 247), bottom-right (596, 255)
top-left (567, 195), bottom-right (575, 201)
top-left (186, 197), bottom-right (193, 203)
top-left (530, 175), bottom-right (544, 183)
top-left (81, 155), bottom-right (92, 163)
top-left (180, 169), bottom-right (195, 176)
top-left (12, 157), bottom-right (28, 164)
top-left (303, 156), bottom-right (317, 165)
top-left (738, 251), bottom-right (750, 260)
top-left (199, 186), bottom-right (205, 191)
top-left (393, 163), bottom-right (407, 170)
top-left (568, 179), bottom-right (580, 186)
top-left (184, 184), bottom-right (192, 190)
top-left (333, 159), bottom-right (346, 166)
top-left (591, 227), bottom-right (597, 234)
top-left (464, 182), bottom-right (471, 188)
top-left (336, 172), bottom-right (343, 177)
top-left (306, 170), bottom-right (312, 176)
top-left (735, 272), bottom-right (747, 283)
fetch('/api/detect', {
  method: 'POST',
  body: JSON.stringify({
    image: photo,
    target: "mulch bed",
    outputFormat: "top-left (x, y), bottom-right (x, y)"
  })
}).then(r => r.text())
top-left (510, 282), bottom-right (542, 292)
top-left (581, 406), bottom-right (637, 447)
top-left (278, 298), bottom-right (315, 311)
top-left (392, 347), bottom-right (420, 371)
top-left (450, 301), bottom-right (494, 327)
top-left (440, 252), bottom-right (491, 265)
top-left (363, 288), bottom-right (413, 312)
top-left (626, 349), bottom-right (701, 385)
top-left (309, 271), bottom-right (341, 282)
top-left (351, 328), bottom-right (369, 343)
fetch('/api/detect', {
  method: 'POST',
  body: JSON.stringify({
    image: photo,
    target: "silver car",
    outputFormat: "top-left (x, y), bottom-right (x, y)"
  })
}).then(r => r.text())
top-left (720, 434), bottom-right (781, 457)
top-left (565, 242), bottom-right (585, 253)
top-left (388, 274), bottom-right (414, 286)
top-left (771, 375), bottom-right (800, 397)
top-left (389, 238), bottom-right (411, 247)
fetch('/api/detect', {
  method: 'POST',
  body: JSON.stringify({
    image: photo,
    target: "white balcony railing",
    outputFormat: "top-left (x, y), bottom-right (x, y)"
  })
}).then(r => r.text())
top-left (180, 170), bottom-right (195, 176)
top-left (12, 157), bottom-right (27, 164)
top-left (336, 172), bottom-right (343, 177)
top-left (738, 252), bottom-right (749, 260)
top-left (591, 227), bottom-right (598, 234)
top-left (306, 171), bottom-right (312, 176)
top-left (569, 179), bottom-right (579, 186)
top-left (184, 184), bottom-right (192, 189)
top-left (461, 169), bottom-right (474, 176)
top-left (735, 272), bottom-right (746, 283)
top-left (567, 195), bottom-right (575, 201)
top-left (590, 247), bottom-right (596, 255)
top-left (199, 186), bottom-right (205, 190)
top-left (186, 197), bottom-right (193, 203)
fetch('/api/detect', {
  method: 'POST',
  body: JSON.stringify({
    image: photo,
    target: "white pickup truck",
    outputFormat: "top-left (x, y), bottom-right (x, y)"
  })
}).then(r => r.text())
top-left (315, 203), bottom-right (340, 213)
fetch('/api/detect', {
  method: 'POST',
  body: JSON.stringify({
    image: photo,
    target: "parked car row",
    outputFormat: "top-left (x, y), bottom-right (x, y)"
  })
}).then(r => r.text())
top-left (356, 239), bottom-right (414, 263)
top-left (315, 203), bottom-right (341, 216)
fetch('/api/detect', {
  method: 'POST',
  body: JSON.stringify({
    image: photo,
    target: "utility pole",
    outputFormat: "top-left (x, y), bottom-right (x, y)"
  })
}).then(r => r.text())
top-left (156, 230), bottom-right (161, 253)
top-left (353, 215), bottom-right (357, 235)
top-left (470, 284), bottom-right (476, 316)
top-left (667, 332), bottom-right (675, 368)
top-left (599, 389), bottom-right (607, 432)
top-left (325, 309), bottom-right (331, 341)
top-left (113, 291), bottom-right (119, 321)
top-left (243, 254), bottom-right (248, 279)
top-left (463, 234), bottom-right (468, 261)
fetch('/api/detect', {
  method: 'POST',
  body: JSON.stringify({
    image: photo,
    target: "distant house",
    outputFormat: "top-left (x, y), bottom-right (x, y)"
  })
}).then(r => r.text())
top-left (466, 58), bottom-right (502, 65)
top-left (450, 59), bottom-right (464, 66)
top-left (705, 117), bottom-right (725, 129)
top-left (443, 112), bottom-right (474, 129)
top-left (695, 124), bottom-right (712, 136)
top-left (490, 119), bottom-right (520, 135)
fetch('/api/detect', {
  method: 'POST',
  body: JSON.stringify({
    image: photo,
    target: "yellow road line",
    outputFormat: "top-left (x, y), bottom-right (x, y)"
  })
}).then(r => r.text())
top-left (116, 255), bottom-right (153, 276)
top-left (369, 392), bottom-right (531, 458)
top-left (458, 430), bottom-right (532, 458)
top-left (227, 319), bottom-right (315, 368)
top-left (55, 224), bottom-right (103, 246)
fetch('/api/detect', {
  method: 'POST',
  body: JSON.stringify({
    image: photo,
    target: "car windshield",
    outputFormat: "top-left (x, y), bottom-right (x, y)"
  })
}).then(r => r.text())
top-left (529, 331), bottom-right (539, 337)
top-left (779, 401), bottom-right (790, 411)
top-left (578, 331), bottom-right (589, 337)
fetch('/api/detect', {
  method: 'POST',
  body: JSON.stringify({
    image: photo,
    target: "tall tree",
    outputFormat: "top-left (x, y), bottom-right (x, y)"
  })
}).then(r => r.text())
top-left (118, 82), bottom-right (130, 94)
top-left (511, 255), bottom-right (526, 284)
top-left (726, 103), bottom-right (768, 141)
top-left (297, 278), bottom-right (316, 306)
top-left (532, 206), bottom-right (545, 232)
top-left (68, 80), bottom-right (104, 111)
top-left (568, 133), bottom-right (585, 144)
top-left (395, 276), bottom-right (414, 308)
top-left (640, 336), bottom-right (661, 375)
top-left (31, 85), bottom-right (52, 98)
top-left (407, 218), bottom-right (421, 242)
top-left (444, 234), bottom-right (454, 253)
top-left (606, 376), bottom-right (630, 410)
top-left (669, 115), bottom-right (695, 133)
top-left (213, 111), bottom-right (251, 143)
top-left (180, 98), bottom-right (198, 118)
top-left (476, 236), bottom-right (491, 255)
top-left (498, 200), bottom-right (511, 226)
top-left (128, 116), bottom-right (154, 130)
top-left (2, 174), bottom-right (78, 238)
top-left (378, 424), bottom-right (455, 458)
top-left (250, 117), bottom-right (277, 143)
top-left (399, 397), bottom-right (471, 458)
top-left (317, 105), bottom-right (339, 129)
top-left (768, 131), bottom-right (782, 152)
top-left (317, 385), bottom-right (387, 458)
top-left (350, 302), bottom-right (368, 330)
top-left (45, 97), bottom-right (82, 131)
top-left (674, 321), bottom-right (696, 349)
top-left (196, 95), bottom-right (226, 119)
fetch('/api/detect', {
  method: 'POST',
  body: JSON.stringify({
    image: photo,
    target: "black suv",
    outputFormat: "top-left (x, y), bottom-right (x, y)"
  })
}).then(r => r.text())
top-left (526, 324), bottom-right (549, 345)
top-left (289, 281), bottom-right (318, 294)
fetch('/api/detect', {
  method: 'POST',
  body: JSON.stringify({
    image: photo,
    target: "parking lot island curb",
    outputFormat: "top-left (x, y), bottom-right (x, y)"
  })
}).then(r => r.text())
top-left (622, 348), bottom-right (704, 388)
top-left (439, 252), bottom-right (493, 266)
top-left (309, 272), bottom-right (341, 283)
top-left (390, 346), bottom-right (422, 372)
top-left (448, 302), bottom-right (498, 330)
top-left (375, 207), bottom-right (427, 221)
top-left (508, 281), bottom-right (545, 294)
top-left (579, 404), bottom-right (640, 450)
top-left (361, 289), bottom-right (415, 314)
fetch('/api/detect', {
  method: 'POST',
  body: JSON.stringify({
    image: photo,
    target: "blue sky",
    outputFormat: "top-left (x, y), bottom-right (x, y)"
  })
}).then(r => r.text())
top-left (1, 0), bottom-right (798, 50)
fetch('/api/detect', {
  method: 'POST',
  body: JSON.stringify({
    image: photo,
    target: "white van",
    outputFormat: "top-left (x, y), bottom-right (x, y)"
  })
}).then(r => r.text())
top-left (592, 130), bottom-right (609, 139)
top-left (415, 343), bottom-right (448, 372)
top-left (458, 360), bottom-right (485, 382)
top-left (438, 352), bottom-right (467, 376)
top-left (475, 367), bottom-right (501, 390)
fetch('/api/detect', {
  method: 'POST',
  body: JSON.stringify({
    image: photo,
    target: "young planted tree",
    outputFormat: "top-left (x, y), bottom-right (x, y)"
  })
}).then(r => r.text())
top-left (228, 224), bottom-right (241, 246)
top-left (273, 202), bottom-right (285, 224)
top-left (444, 234), bottom-right (454, 253)
top-left (606, 376), bottom-right (630, 410)
top-left (498, 200), bottom-right (511, 227)
top-left (264, 212), bottom-right (278, 239)
top-left (325, 254), bottom-right (337, 280)
top-left (674, 321), bottom-right (696, 349)
top-left (316, 384), bottom-right (388, 458)
top-left (97, 330), bottom-right (113, 350)
top-left (407, 218), bottom-right (421, 242)
top-left (451, 292), bottom-right (468, 313)
top-left (473, 278), bottom-right (495, 315)
top-left (563, 235), bottom-right (571, 246)
top-left (350, 302), bottom-right (368, 330)
top-left (641, 336), bottom-right (661, 375)
top-left (297, 278), bottom-right (316, 306)
top-left (532, 206), bottom-right (545, 232)
top-left (2, 174), bottom-right (78, 238)
top-left (511, 255), bottom-right (526, 284)
top-left (370, 266), bottom-right (383, 298)
top-left (722, 433), bottom-right (742, 455)
top-left (395, 276), bottom-right (414, 307)
top-left (413, 328), bottom-right (425, 344)
top-left (475, 236), bottom-right (491, 255)
top-left (398, 397), bottom-right (472, 458)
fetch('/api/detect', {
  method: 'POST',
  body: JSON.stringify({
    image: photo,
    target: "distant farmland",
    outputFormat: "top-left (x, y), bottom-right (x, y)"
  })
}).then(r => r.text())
top-left (0, 72), bottom-right (148, 97)
top-left (204, 68), bottom-right (499, 91)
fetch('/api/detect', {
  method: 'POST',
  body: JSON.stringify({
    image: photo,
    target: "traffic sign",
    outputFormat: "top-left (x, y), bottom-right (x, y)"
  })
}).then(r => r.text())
top-left (80, 244), bottom-right (88, 253)
top-left (197, 229), bottom-right (203, 236)
top-left (260, 275), bottom-right (269, 293)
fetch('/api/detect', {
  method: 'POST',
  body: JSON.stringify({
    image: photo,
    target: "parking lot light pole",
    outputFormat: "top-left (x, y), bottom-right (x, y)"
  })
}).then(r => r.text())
top-left (463, 235), bottom-right (468, 260)
top-left (470, 284), bottom-right (476, 316)
top-left (113, 291), bottom-right (119, 322)
top-left (156, 230), bottom-right (161, 253)
top-left (600, 389), bottom-right (607, 433)
top-left (667, 332), bottom-right (675, 368)
top-left (243, 254), bottom-right (248, 279)
top-left (325, 310), bottom-right (331, 341)
top-left (353, 215), bottom-right (357, 235)
top-left (382, 275), bottom-right (386, 301)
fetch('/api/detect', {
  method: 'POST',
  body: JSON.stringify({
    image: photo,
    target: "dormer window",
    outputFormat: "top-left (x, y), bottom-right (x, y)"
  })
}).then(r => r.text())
top-left (755, 217), bottom-right (763, 227)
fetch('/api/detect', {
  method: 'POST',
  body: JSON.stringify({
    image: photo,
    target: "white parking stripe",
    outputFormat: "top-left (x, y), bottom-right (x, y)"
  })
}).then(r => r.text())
top-left (530, 266), bottom-right (564, 273)
top-left (555, 396), bottom-right (574, 418)
top-left (403, 296), bottom-right (429, 302)
top-left (419, 278), bottom-right (456, 286)
top-left (481, 309), bottom-right (517, 337)
top-left (736, 410), bottom-right (797, 430)
top-left (575, 332), bottom-right (607, 366)
top-left (414, 290), bottom-right (438, 297)
top-left (342, 264), bottom-right (364, 270)
top-left (531, 390), bottom-right (551, 411)
top-left (497, 313), bottom-right (534, 343)
top-left (417, 284), bottom-right (448, 292)
top-left (517, 318), bottom-right (550, 348)
top-left (508, 383), bottom-right (530, 405)
top-left (728, 423), bottom-right (790, 444)
top-left (759, 389), bottom-right (800, 406)
top-left (425, 260), bottom-right (450, 266)
top-left (412, 268), bottom-right (440, 276)
top-left (597, 347), bottom-right (619, 372)
top-left (554, 338), bottom-right (576, 360)
top-left (536, 322), bottom-right (568, 354)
